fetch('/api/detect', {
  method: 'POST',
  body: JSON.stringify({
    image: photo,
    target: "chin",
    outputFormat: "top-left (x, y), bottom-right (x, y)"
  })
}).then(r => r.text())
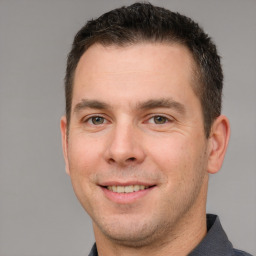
top-left (94, 216), bottom-right (172, 248)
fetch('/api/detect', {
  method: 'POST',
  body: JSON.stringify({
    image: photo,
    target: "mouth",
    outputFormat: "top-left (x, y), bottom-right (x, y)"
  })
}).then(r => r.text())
top-left (99, 181), bottom-right (157, 203)
top-left (105, 185), bottom-right (155, 193)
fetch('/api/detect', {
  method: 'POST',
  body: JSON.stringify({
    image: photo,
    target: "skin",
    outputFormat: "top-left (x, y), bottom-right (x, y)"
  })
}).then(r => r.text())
top-left (61, 43), bottom-right (230, 256)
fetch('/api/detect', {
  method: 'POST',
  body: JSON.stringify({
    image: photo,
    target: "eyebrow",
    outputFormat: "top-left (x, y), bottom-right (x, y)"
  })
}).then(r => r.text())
top-left (137, 98), bottom-right (186, 115)
top-left (73, 98), bottom-right (186, 115)
top-left (73, 99), bottom-right (110, 114)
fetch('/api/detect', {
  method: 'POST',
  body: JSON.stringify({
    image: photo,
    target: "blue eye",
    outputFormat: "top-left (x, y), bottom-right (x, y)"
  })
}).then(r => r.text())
top-left (89, 116), bottom-right (105, 125)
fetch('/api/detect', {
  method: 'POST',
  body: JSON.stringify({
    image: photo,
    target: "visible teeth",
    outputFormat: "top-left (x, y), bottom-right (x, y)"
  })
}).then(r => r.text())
top-left (134, 185), bottom-right (140, 191)
top-left (106, 185), bottom-right (150, 193)
top-left (117, 186), bottom-right (125, 193)
top-left (124, 185), bottom-right (133, 193)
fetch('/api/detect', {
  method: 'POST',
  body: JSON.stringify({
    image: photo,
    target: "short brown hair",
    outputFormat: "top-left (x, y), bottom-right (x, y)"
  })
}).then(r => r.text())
top-left (65, 2), bottom-right (223, 137)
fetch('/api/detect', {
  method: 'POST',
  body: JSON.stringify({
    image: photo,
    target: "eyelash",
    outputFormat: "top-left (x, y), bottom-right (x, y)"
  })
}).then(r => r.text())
top-left (83, 114), bottom-right (173, 126)
top-left (147, 115), bottom-right (172, 125)
top-left (84, 115), bottom-right (108, 125)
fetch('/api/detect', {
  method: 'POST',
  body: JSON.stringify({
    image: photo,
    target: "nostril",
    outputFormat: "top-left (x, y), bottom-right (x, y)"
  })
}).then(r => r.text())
top-left (109, 158), bottom-right (115, 164)
top-left (128, 157), bottom-right (136, 161)
top-left (108, 156), bottom-right (137, 165)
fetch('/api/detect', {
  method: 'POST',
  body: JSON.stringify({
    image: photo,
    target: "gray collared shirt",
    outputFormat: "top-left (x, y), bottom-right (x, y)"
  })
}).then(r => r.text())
top-left (88, 214), bottom-right (252, 256)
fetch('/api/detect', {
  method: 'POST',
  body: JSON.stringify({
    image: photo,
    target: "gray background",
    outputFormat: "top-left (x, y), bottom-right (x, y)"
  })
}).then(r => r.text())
top-left (0, 0), bottom-right (255, 255)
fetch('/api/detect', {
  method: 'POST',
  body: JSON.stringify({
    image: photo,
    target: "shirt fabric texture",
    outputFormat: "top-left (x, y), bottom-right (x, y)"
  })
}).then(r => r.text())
top-left (88, 214), bottom-right (252, 256)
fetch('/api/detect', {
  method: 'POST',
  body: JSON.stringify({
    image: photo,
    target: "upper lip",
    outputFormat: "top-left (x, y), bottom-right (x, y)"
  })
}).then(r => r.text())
top-left (98, 181), bottom-right (156, 187)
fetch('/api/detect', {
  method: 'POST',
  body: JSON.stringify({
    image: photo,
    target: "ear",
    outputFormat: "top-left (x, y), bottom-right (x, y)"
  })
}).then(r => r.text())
top-left (60, 116), bottom-right (70, 175)
top-left (207, 115), bottom-right (230, 174)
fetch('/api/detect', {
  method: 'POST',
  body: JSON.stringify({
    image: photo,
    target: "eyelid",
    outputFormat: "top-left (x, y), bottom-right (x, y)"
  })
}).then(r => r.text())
top-left (146, 114), bottom-right (174, 124)
top-left (81, 113), bottom-right (174, 125)
top-left (82, 114), bottom-right (109, 124)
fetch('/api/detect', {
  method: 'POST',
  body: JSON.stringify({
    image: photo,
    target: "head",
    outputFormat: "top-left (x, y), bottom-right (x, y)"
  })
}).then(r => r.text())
top-left (61, 2), bottom-right (230, 253)
top-left (65, 2), bottom-right (223, 138)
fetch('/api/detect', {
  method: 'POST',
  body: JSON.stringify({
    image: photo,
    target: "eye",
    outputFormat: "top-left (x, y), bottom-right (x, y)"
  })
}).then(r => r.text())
top-left (148, 115), bottom-right (169, 124)
top-left (88, 116), bottom-right (106, 125)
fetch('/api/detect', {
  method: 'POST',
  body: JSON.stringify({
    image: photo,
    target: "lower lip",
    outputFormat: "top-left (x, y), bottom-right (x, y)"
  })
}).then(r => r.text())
top-left (101, 186), bottom-right (155, 204)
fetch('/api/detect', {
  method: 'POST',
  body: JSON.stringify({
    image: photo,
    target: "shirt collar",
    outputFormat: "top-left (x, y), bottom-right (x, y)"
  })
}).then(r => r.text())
top-left (189, 214), bottom-right (233, 256)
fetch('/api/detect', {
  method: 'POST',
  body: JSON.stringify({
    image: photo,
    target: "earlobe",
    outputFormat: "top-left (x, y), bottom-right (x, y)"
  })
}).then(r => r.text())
top-left (60, 116), bottom-right (70, 175)
top-left (207, 115), bottom-right (230, 174)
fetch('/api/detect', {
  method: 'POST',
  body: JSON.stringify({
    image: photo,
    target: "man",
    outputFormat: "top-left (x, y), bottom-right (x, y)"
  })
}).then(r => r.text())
top-left (60, 3), bottom-right (252, 256)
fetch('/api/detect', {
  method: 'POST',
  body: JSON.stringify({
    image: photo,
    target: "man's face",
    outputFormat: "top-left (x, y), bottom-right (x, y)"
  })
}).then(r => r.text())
top-left (61, 43), bottom-right (211, 246)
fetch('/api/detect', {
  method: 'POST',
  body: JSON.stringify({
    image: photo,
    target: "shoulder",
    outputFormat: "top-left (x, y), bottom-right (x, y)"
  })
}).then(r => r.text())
top-left (233, 248), bottom-right (254, 256)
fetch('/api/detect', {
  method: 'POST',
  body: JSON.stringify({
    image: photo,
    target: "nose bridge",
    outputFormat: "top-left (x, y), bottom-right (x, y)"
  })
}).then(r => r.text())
top-left (106, 118), bottom-right (145, 165)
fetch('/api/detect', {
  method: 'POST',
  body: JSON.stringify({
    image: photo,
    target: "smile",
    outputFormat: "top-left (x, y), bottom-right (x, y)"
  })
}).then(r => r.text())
top-left (101, 183), bottom-right (156, 203)
top-left (106, 185), bottom-right (150, 193)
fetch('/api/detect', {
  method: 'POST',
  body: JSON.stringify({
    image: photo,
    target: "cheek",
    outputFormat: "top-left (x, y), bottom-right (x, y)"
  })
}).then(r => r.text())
top-left (146, 134), bottom-right (205, 182)
top-left (68, 135), bottom-right (103, 174)
top-left (147, 135), bottom-right (190, 168)
top-left (67, 136), bottom-right (102, 209)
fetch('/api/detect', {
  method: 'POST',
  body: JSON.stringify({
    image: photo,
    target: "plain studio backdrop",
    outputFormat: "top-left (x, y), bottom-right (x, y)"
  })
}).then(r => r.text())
top-left (0, 0), bottom-right (255, 255)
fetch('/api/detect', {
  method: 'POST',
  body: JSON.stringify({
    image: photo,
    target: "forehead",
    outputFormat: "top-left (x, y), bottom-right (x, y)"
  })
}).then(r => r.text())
top-left (75, 42), bottom-right (195, 78)
top-left (72, 43), bottom-right (199, 109)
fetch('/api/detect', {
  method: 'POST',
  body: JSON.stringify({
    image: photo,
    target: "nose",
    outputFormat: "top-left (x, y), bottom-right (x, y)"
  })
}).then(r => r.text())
top-left (104, 122), bottom-right (146, 166)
